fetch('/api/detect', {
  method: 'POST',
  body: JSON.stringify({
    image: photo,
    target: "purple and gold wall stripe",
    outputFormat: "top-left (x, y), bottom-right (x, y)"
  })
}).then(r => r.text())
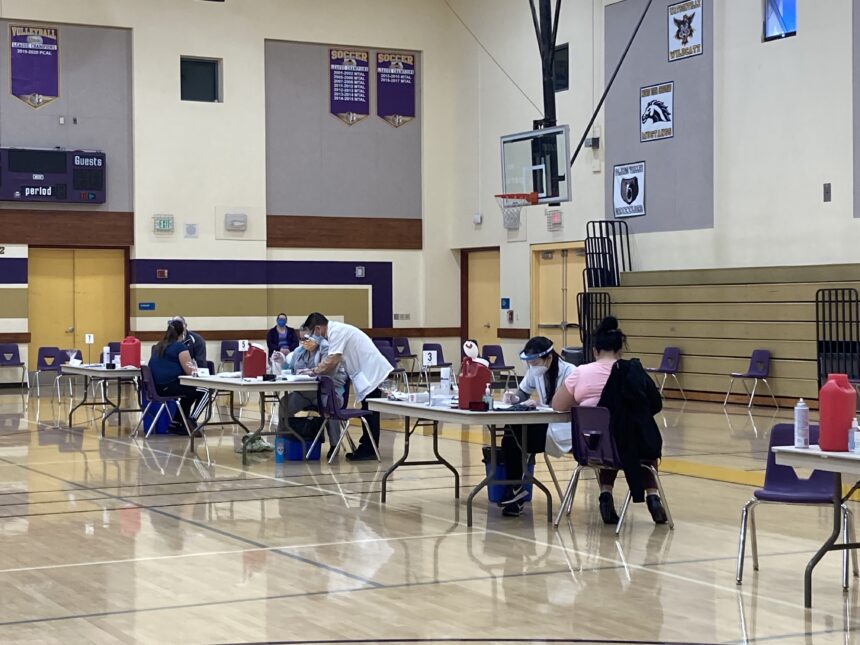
top-left (130, 259), bottom-right (393, 327)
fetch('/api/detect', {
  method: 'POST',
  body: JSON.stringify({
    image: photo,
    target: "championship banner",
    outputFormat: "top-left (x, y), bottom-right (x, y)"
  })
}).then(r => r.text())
top-left (376, 51), bottom-right (416, 127)
top-left (613, 162), bottom-right (646, 219)
top-left (10, 25), bottom-right (59, 108)
top-left (329, 48), bottom-right (369, 126)
top-left (668, 0), bottom-right (703, 62)
top-left (640, 81), bottom-right (674, 142)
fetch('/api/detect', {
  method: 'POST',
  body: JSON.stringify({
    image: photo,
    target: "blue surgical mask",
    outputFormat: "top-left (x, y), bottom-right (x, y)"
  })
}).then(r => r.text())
top-left (310, 335), bottom-right (324, 345)
top-left (277, 319), bottom-right (286, 327)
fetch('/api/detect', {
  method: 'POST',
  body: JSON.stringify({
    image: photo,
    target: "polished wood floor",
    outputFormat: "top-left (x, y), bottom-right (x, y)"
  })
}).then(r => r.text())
top-left (0, 386), bottom-right (856, 644)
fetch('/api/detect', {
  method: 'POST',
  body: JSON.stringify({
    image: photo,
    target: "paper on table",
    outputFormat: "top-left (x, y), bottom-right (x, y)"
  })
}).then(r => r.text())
top-left (216, 372), bottom-right (242, 378)
top-left (285, 374), bottom-right (316, 382)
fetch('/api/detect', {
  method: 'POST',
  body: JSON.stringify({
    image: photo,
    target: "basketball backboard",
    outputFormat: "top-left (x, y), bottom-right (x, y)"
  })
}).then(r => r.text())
top-left (500, 124), bottom-right (570, 204)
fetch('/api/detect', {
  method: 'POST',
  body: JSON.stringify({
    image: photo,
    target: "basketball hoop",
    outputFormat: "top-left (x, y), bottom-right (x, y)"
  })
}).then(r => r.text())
top-left (495, 192), bottom-right (538, 230)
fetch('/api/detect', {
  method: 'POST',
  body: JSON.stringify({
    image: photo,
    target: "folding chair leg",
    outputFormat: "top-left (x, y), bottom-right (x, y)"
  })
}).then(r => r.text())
top-left (761, 379), bottom-right (779, 409)
top-left (132, 401), bottom-right (153, 437)
top-left (328, 421), bottom-right (351, 463)
top-left (842, 506), bottom-right (851, 591)
top-left (144, 403), bottom-right (167, 438)
top-left (749, 503), bottom-right (759, 571)
top-left (35, 372), bottom-right (41, 397)
top-left (748, 379), bottom-right (759, 409)
top-left (615, 490), bottom-right (632, 536)
top-left (306, 423), bottom-right (326, 460)
top-left (736, 499), bottom-right (757, 584)
top-left (659, 373), bottom-right (667, 395)
top-left (671, 374), bottom-right (686, 401)
top-left (648, 465), bottom-right (675, 530)
top-left (544, 453), bottom-right (562, 499)
top-left (724, 377), bottom-right (735, 407)
top-left (553, 465), bottom-right (582, 527)
top-left (360, 418), bottom-right (381, 461)
top-left (848, 508), bottom-right (860, 578)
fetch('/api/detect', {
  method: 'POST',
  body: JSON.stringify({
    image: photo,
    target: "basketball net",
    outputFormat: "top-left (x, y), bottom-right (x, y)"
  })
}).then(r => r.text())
top-left (495, 193), bottom-right (538, 230)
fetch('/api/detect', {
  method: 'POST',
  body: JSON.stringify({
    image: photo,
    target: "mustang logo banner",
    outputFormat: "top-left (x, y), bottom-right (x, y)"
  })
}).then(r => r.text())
top-left (10, 25), bottom-right (59, 108)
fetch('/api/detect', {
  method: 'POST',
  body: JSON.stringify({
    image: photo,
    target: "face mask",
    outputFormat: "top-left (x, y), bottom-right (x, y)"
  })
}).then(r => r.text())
top-left (277, 319), bottom-right (286, 327)
top-left (530, 365), bottom-right (548, 377)
top-left (310, 335), bottom-right (323, 345)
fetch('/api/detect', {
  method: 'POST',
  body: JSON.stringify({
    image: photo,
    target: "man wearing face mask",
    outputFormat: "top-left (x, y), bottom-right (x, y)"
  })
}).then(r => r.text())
top-left (266, 313), bottom-right (299, 357)
top-left (301, 312), bottom-right (392, 461)
top-left (171, 315), bottom-right (207, 367)
top-left (283, 329), bottom-right (348, 460)
top-left (498, 336), bottom-right (575, 517)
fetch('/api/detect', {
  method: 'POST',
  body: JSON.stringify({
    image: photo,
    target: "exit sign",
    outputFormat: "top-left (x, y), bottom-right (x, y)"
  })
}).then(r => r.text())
top-left (153, 214), bottom-right (174, 233)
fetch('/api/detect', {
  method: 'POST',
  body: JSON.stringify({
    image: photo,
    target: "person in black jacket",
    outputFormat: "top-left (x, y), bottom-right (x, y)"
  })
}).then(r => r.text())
top-left (266, 313), bottom-right (299, 356)
top-left (552, 316), bottom-right (667, 524)
top-left (597, 354), bottom-right (667, 523)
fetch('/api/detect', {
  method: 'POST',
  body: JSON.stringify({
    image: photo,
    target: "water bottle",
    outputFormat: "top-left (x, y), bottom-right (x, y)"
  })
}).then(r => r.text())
top-left (102, 346), bottom-right (111, 367)
top-left (482, 384), bottom-right (493, 411)
top-left (794, 398), bottom-right (809, 448)
top-left (439, 367), bottom-right (451, 396)
top-left (851, 418), bottom-right (859, 453)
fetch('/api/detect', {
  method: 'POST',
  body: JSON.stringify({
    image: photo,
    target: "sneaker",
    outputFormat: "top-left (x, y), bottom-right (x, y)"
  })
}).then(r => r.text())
top-left (500, 485), bottom-right (528, 507)
top-left (599, 491), bottom-right (620, 524)
top-left (345, 449), bottom-right (375, 462)
top-left (243, 437), bottom-right (274, 453)
top-left (502, 501), bottom-right (524, 517)
top-left (646, 494), bottom-right (668, 524)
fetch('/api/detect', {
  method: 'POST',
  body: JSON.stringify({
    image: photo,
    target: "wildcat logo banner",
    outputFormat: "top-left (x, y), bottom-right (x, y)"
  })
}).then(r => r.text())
top-left (613, 162), bottom-right (645, 219)
top-left (10, 25), bottom-right (59, 108)
top-left (640, 81), bottom-right (674, 142)
top-left (668, 0), bottom-right (703, 62)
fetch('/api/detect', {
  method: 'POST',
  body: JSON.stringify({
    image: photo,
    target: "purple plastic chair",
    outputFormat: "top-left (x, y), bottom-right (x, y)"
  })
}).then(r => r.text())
top-left (645, 347), bottom-right (686, 401)
top-left (34, 346), bottom-right (62, 397)
top-left (482, 344), bottom-right (518, 389)
top-left (554, 406), bottom-right (674, 533)
top-left (378, 344), bottom-right (410, 393)
top-left (306, 377), bottom-right (379, 463)
top-left (373, 339), bottom-right (392, 352)
top-left (392, 337), bottom-right (417, 374)
top-left (132, 365), bottom-right (194, 439)
top-left (724, 349), bottom-right (777, 409)
top-left (0, 343), bottom-right (28, 387)
top-left (218, 341), bottom-right (241, 372)
top-left (736, 424), bottom-right (859, 586)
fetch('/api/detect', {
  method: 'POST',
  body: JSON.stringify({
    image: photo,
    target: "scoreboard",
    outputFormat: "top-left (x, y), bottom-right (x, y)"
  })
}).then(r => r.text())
top-left (0, 148), bottom-right (106, 204)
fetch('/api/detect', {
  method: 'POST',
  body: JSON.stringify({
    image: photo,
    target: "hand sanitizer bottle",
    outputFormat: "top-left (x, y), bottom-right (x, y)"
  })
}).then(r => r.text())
top-left (794, 398), bottom-right (809, 448)
top-left (483, 384), bottom-right (493, 411)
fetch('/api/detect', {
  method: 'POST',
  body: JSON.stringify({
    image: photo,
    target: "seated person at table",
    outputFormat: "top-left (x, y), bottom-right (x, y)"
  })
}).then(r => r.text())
top-left (498, 336), bottom-right (575, 517)
top-left (551, 316), bottom-right (667, 524)
top-left (267, 313), bottom-right (299, 356)
top-left (281, 330), bottom-right (348, 459)
top-left (149, 319), bottom-right (204, 434)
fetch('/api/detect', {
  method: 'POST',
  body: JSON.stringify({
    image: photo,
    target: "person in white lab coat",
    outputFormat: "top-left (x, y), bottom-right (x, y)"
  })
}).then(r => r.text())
top-left (498, 336), bottom-right (574, 517)
top-left (301, 312), bottom-right (393, 461)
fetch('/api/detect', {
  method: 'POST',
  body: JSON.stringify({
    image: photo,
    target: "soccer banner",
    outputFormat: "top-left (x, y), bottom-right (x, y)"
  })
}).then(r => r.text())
top-left (613, 162), bottom-right (646, 219)
top-left (329, 48), bottom-right (369, 126)
top-left (377, 51), bottom-right (416, 127)
top-left (10, 25), bottom-right (59, 108)
top-left (668, 0), bottom-right (703, 62)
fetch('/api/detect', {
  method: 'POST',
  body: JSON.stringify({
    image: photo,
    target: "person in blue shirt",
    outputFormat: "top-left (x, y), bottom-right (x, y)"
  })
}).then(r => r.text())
top-left (149, 319), bottom-right (204, 434)
top-left (266, 313), bottom-right (299, 356)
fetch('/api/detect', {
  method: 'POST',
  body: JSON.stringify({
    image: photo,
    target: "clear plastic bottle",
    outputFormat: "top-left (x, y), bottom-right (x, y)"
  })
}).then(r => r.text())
top-left (483, 384), bottom-right (493, 411)
top-left (850, 418), bottom-right (859, 453)
top-left (794, 398), bottom-right (809, 448)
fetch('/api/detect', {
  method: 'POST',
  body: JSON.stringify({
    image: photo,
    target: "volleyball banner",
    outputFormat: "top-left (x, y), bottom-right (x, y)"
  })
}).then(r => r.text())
top-left (377, 51), bottom-right (416, 127)
top-left (10, 25), bottom-right (59, 109)
top-left (329, 48), bottom-right (369, 125)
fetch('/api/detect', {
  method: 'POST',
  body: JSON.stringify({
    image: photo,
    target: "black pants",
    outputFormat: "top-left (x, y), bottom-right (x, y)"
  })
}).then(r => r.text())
top-left (597, 462), bottom-right (659, 490)
top-left (357, 387), bottom-right (382, 453)
top-left (156, 382), bottom-right (204, 421)
top-left (501, 424), bottom-right (548, 482)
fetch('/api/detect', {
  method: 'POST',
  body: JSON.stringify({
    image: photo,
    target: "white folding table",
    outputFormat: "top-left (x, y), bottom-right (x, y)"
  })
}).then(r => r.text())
top-left (773, 445), bottom-right (860, 608)
top-left (62, 364), bottom-right (141, 436)
top-left (367, 398), bottom-right (567, 527)
top-left (179, 375), bottom-right (318, 461)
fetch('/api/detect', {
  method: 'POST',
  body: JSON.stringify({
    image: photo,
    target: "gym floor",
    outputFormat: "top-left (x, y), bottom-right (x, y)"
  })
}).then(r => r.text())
top-left (0, 391), bottom-right (855, 644)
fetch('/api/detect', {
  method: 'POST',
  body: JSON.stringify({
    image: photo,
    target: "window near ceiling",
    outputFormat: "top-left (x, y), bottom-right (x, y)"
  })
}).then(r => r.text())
top-left (553, 43), bottom-right (569, 92)
top-left (180, 57), bottom-right (221, 102)
top-left (764, 0), bottom-right (797, 42)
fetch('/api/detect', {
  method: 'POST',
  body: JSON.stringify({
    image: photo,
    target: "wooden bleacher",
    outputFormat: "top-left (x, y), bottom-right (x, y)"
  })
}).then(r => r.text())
top-left (595, 264), bottom-right (860, 405)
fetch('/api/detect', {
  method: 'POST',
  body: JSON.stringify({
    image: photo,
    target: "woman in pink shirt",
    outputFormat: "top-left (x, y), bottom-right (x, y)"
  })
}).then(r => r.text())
top-left (552, 316), bottom-right (667, 525)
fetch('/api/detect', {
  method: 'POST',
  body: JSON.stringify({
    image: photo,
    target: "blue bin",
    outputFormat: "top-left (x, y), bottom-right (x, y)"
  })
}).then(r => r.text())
top-left (275, 435), bottom-right (321, 462)
top-left (483, 446), bottom-right (534, 503)
top-left (140, 393), bottom-right (176, 435)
